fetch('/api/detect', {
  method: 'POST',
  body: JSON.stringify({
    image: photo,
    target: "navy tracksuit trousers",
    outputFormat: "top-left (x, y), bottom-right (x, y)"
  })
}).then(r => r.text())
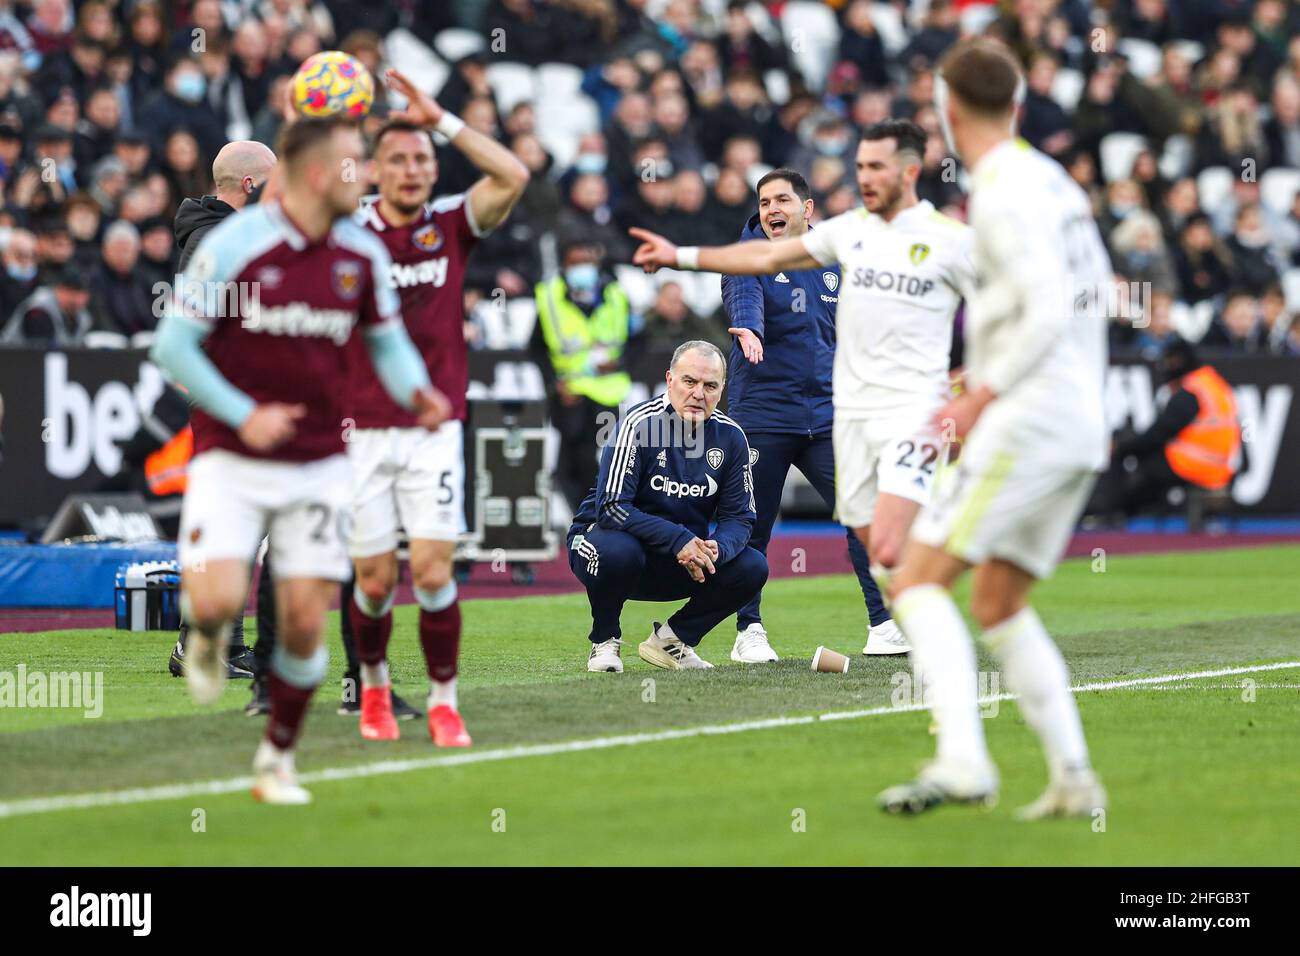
top-left (568, 525), bottom-right (769, 647)
top-left (737, 431), bottom-right (889, 629)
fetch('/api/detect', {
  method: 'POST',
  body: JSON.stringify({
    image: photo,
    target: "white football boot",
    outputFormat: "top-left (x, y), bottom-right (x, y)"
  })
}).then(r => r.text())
top-left (731, 623), bottom-right (779, 663)
top-left (184, 623), bottom-right (230, 705)
top-left (638, 622), bottom-right (714, 670)
top-left (587, 637), bottom-right (624, 673)
top-left (1015, 768), bottom-right (1108, 821)
top-left (878, 758), bottom-right (999, 814)
top-left (863, 619), bottom-right (911, 655)
top-left (251, 741), bottom-right (312, 805)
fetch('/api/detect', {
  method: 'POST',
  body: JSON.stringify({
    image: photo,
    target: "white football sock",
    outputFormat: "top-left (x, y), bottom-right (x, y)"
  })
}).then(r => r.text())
top-left (892, 584), bottom-right (991, 770)
top-left (982, 605), bottom-right (1090, 780)
top-left (254, 738), bottom-right (288, 772)
top-left (360, 661), bottom-right (389, 689)
top-left (428, 676), bottom-right (457, 710)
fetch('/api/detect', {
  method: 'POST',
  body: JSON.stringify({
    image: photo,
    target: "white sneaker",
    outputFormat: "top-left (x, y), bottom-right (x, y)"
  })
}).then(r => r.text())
top-left (1015, 768), bottom-right (1107, 821)
top-left (251, 743), bottom-right (312, 805)
top-left (638, 622), bottom-right (713, 670)
top-left (184, 624), bottom-right (229, 705)
top-left (587, 637), bottom-right (623, 673)
top-left (731, 623), bottom-right (779, 663)
top-left (878, 758), bottom-right (999, 814)
top-left (863, 619), bottom-right (911, 655)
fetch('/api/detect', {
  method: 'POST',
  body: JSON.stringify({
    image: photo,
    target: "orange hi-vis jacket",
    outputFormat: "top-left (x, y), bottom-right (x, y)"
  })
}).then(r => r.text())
top-left (144, 425), bottom-right (193, 496)
top-left (1164, 366), bottom-right (1241, 490)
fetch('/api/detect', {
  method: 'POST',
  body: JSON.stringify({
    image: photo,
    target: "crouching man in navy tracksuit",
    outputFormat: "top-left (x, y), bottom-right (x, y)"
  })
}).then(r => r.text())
top-left (720, 168), bottom-right (902, 663)
top-left (568, 340), bottom-right (768, 673)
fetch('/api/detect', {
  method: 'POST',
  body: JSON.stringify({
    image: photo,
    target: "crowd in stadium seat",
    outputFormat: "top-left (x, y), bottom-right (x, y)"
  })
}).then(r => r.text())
top-left (0, 1), bottom-right (1296, 357)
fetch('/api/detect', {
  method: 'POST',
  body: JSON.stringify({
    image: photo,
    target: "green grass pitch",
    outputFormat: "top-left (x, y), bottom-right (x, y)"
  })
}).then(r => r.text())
top-left (1, 544), bottom-right (1298, 865)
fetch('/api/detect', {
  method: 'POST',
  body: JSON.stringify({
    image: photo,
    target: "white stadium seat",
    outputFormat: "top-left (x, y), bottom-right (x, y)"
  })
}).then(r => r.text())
top-left (614, 264), bottom-right (658, 313)
top-left (537, 63), bottom-right (584, 101)
top-left (1260, 167), bottom-right (1300, 218)
top-left (1118, 38), bottom-right (1162, 80)
top-left (1196, 166), bottom-right (1235, 217)
top-left (869, 3), bottom-right (908, 56)
top-left (486, 62), bottom-right (537, 113)
top-left (960, 3), bottom-right (1000, 36)
top-left (1159, 134), bottom-right (1194, 181)
top-left (1171, 40), bottom-right (1205, 66)
top-left (433, 27), bottom-right (485, 64)
top-left (1100, 132), bottom-right (1148, 183)
top-left (504, 297), bottom-right (538, 348)
top-left (385, 28), bottom-right (449, 100)
top-left (1178, 300), bottom-right (1216, 343)
top-left (780, 1), bottom-right (840, 91)
top-left (763, 68), bottom-right (791, 105)
top-left (1050, 67), bottom-right (1084, 112)
top-left (1283, 268), bottom-right (1300, 314)
top-left (83, 331), bottom-right (129, 349)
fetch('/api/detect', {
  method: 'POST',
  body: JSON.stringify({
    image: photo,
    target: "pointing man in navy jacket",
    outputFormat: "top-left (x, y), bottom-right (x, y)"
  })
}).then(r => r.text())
top-left (720, 168), bottom-right (897, 663)
top-left (568, 341), bottom-right (768, 673)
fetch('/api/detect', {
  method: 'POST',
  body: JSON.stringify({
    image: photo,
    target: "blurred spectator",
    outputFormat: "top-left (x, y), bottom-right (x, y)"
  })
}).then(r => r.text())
top-left (558, 172), bottom-right (632, 262)
top-left (1020, 51), bottom-right (1072, 157)
top-left (436, 52), bottom-right (492, 117)
top-left (89, 219), bottom-right (153, 335)
top-left (33, 217), bottom-right (74, 280)
top-left (1196, 84), bottom-right (1268, 171)
top-left (74, 84), bottom-right (120, 171)
top-left (719, 1), bottom-right (784, 76)
top-left (1133, 290), bottom-right (1180, 357)
top-left (903, 0), bottom-right (959, 66)
top-left (162, 129), bottom-right (210, 208)
top-left (1224, 203), bottom-right (1284, 294)
top-left (652, 92), bottom-right (704, 172)
top-left (1, 266), bottom-right (91, 344)
top-left (136, 216), bottom-right (173, 289)
top-left (1110, 212), bottom-right (1178, 296)
top-left (1158, 177), bottom-right (1200, 246)
top-left (643, 280), bottom-right (728, 351)
top-left (1259, 283), bottom-right (1296, 354)
top-left (1174, 214), bottom-right (1235, 304)
top-left (1202, 289), bottom-right (1267, 352)
top-left (531, 239), bottom-right (642, 512)
top-left (63, 190), bottom-right (101, 264)
top-left (0, 227), bottom-right (38, 319)
top-left (1263, 74), bottom-right (1300, 170)
top-left (697, 68), bottom-right (767, 160)
top-left (140, 56), bottom-right (227, 161)
top-left (838, 1), bottom-right (889, 89)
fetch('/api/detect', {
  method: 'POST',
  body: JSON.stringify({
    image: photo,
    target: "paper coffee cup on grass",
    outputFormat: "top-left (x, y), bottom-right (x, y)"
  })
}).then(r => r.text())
top-left (811, 646), bottom-right (849, 673)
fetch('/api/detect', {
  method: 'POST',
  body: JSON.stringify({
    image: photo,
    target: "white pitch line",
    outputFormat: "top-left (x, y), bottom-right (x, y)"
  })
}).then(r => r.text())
top-left (1, 661), bottom-right (1295, 821)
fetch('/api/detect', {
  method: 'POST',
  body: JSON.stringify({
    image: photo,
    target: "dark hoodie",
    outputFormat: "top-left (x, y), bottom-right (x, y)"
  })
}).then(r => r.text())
top-left (173, 195), bottom-right (236, 273)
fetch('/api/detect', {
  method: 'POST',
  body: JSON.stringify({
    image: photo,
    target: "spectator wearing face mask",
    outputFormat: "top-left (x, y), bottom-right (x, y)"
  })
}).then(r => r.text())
top-left (1224, 202), bottom-right (1284, 294)
top-left (139, 56), bottom-right (227, 163)
top-left (0, 227), bottom-right (39, 320)
top-left (531, 240), bottom-right (644, 513)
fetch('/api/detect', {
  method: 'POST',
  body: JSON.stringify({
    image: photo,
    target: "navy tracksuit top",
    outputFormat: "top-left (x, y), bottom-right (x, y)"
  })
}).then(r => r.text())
top-left (568, 394), bottom-right (757, 563)
top-left (721, 214), bottom-right (839, 435)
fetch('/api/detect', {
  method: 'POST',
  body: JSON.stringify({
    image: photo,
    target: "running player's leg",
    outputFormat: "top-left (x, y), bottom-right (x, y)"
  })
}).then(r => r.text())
top-left (346, 428), bottom-right (402, 736)
top-left (397, 421), bottom-right (470, 745)
top-left (730, 432), bottom-right (789, 662)
top-left (255, 454), bottom-right (352, 804)
top-left (967, 471), bottom-right (1106, 819)
top-left (254, 574), bottom-right (334, 805)
top-left (177, 452), bottom-right (268, 705)
top-left (880, 542), bottom-right (996, 811)
top-left (795, 433), bottom-right (889, 626)
top-left (409, 538), bottom-right (469, 746)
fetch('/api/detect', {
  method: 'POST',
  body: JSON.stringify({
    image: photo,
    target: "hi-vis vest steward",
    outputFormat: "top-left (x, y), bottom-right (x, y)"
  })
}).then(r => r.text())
top-left (1165, 366), bottom-right (1241, 490)
top-left (535, 277), bottom-right (632, 407)
top-left (145, 425), bottom-right (193, 496)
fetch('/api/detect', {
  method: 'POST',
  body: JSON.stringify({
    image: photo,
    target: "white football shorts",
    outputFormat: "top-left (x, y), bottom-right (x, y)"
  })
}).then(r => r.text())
top-left (833, 408), bottom-right (948, 530)
top-left (347, 422), bottom-right (466, 558)
top-left (910, 419), bottom-right (1097, 580)
top-left (178, 450), bottom-right (352, 581)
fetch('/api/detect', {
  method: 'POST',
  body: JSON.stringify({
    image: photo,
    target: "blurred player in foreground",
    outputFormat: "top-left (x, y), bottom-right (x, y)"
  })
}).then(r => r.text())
top-left (877, 39), bottom-right (1110, 817)
top-left (151, 117), bottom-right (449, 804)
top-left (630, 122), bottom-right (975, 653)
top-left (346, 69), bottom-right (529, 745)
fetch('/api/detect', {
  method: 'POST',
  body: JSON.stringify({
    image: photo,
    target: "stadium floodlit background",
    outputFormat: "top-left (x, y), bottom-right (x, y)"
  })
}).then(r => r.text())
top-left (0, 0), bottom-right (1297, 868)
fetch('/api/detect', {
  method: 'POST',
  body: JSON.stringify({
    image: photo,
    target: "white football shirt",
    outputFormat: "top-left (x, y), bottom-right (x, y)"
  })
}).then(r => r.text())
top-left (801, 199), bottom-right (975, 418)
top-left (962, 138), bottom-right (1112, 469)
